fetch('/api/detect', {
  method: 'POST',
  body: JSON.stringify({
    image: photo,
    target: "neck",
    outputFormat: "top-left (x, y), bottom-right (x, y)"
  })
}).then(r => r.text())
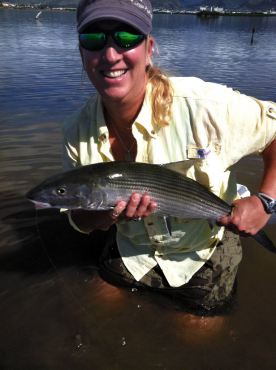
top-left (103, 103), bottom-right (139, 161)
top-left (104, 102), bottom-right (141, 131)
top-left (102, 81), bottom-right (147, 130)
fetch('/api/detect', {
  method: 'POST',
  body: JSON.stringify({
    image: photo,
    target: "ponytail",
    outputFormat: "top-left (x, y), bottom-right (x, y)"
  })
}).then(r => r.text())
top-left (147, 64), bottom-right (174, 127)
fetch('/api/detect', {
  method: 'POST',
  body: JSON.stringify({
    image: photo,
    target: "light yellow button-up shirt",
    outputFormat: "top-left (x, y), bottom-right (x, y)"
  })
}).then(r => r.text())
top-left (63, 77), bottom-right (276, 287)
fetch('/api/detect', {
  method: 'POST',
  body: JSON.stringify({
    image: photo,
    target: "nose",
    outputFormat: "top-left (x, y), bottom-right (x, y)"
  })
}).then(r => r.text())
top-left (102, 37), bottom-right (122, 63)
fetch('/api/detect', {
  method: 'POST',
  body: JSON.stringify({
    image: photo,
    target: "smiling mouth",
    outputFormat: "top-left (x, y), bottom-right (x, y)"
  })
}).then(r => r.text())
top-left (102, 70), bottom-right (127, 78)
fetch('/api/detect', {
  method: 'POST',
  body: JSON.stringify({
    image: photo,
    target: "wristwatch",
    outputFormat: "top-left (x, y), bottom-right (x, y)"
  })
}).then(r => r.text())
top-left (256, 192), bottom-right (276, 214)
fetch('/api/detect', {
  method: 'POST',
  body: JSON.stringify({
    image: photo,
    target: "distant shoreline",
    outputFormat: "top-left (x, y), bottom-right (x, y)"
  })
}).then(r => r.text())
top-left (0, 4), bottom-right (276, 17)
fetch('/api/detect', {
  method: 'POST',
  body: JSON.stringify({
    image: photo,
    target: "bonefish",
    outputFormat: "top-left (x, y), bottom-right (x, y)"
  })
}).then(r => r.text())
top-left (26, 161), bottom-right (276, 252)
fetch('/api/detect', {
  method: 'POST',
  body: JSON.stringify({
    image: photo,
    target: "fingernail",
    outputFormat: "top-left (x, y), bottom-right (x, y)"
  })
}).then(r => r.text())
top-left (132, 194), bottom-right (140, 202)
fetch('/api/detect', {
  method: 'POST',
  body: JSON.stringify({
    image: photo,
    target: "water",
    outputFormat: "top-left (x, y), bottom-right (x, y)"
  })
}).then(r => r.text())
top-left (0, 8), bottom-right (276, 370)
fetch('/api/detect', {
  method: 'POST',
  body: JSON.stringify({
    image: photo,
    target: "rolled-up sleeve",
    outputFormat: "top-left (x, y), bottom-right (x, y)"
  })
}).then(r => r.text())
top-left (221, 90), bottom-right (276, 168)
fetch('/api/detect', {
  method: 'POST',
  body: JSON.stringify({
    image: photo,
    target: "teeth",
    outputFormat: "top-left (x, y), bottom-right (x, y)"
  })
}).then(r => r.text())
top-left (104, 70), bottom-right (126, 78)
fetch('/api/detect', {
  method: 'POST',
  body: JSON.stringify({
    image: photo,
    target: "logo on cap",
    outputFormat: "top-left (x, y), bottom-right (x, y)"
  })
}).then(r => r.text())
top-left (130, 0), bottom-right (153, 18)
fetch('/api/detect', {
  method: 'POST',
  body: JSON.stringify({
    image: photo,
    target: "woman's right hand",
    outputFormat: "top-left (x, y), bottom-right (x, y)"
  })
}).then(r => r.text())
top-left (70, 193), bottom-right (157, 233)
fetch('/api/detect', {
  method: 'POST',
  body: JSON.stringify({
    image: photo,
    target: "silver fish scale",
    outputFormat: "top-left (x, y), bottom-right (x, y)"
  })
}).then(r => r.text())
top-left (99, 162), bottom-right (231, 219)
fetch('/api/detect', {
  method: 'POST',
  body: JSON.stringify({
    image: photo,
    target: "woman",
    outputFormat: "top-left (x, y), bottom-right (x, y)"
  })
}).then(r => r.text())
top-left (63, 0), bottom-right (276, 315)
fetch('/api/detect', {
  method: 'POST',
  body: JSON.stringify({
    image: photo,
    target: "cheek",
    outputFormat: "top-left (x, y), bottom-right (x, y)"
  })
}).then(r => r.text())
top-left (124, 47), bottom-right (148, 70)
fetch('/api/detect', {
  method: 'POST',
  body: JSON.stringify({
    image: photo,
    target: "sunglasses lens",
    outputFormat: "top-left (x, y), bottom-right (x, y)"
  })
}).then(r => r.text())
top-left (115, 31), bottom-right (145, 49)
top-left (79, 33), bottom-right (106, 51)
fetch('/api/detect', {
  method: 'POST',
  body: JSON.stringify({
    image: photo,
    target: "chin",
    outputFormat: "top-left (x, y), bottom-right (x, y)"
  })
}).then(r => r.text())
top-left (101, 88), bottom-right (130, 102)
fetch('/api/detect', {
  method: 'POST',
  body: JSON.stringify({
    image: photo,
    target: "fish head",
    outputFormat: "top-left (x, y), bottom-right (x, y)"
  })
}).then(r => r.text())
top-left (26, 171), bottom-right (105, 210)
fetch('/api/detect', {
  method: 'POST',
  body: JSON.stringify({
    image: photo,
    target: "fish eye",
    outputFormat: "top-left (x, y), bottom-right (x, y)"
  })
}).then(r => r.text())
top-left (56, 187), bottom-right (67, 196)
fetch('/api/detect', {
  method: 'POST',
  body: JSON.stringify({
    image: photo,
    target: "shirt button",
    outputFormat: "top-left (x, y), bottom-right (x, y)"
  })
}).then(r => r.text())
top-left (268, 107), bottom-right (274, 113)
top-left (99, 134), bottom-right (107, 142)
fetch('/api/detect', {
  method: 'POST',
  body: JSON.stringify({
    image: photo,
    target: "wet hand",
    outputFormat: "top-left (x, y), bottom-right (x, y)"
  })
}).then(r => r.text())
top-left (218, 196), bottom-right (271, 236)
top-left (111, 193), bottom-right (157, 222)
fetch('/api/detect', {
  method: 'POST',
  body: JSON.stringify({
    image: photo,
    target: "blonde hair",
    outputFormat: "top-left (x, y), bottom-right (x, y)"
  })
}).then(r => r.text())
top-left (147, 64), bottom-right (174, 127)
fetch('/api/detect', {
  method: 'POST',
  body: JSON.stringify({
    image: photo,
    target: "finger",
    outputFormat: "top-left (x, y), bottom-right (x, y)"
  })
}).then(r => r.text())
top-left (125, 193), bottom-right (142, 218)
top-left (111, 201), bottom-right (127, 220)
top-left (143, 201), bottom-right (157, 217)
top-left (136, 194), bottom-right (151, 217)
top-left (217, 215), bottom-right (231, 226)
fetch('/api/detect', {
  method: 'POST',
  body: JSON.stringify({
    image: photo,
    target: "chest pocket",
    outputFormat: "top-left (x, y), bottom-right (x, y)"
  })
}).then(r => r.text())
top-left (186, 145), bottom-right (223, 197)
top-left (186, 145), bottom-right (237, 203)
top-left (165, 144), bottom-right (225, 198)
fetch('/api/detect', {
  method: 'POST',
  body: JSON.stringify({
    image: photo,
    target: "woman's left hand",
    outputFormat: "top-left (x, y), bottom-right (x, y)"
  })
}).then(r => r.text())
top-left (218, 195), bottom-right (271, 235)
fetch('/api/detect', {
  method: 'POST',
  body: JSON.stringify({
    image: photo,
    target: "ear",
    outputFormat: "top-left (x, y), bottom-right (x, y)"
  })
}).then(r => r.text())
top-left (146, 36), bottom-right (154, 66)
top-left (147, 36), bottom-right (154, 58)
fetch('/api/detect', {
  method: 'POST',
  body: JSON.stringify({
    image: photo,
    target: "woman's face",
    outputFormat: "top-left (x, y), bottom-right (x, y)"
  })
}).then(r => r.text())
top-left (80, 21), bottom-right (153, 106)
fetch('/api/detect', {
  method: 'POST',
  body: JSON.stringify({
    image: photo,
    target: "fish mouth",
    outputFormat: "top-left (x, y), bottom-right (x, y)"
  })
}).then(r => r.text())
top-left (26, 187), bottom-right (51, 209)
top-left (28, 200), bottom-right (51, 209)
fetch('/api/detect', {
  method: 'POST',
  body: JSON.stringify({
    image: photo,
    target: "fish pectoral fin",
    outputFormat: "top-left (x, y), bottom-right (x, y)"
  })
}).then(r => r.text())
top-left (163, 216), bottom-right (172, 236)
top-left (87, 199), bottom-right (104, 210)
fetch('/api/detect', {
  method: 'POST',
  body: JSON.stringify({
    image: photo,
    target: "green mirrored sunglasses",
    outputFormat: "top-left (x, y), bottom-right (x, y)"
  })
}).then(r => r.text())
top-left (79, 30), bottom-right (146, 51)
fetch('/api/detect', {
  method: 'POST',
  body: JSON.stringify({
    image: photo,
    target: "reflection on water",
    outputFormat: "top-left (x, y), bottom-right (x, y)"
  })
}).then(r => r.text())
top-left (153, 14), bottom-right (276, 100)
top-left (0, 8), bottom-right (276, 370)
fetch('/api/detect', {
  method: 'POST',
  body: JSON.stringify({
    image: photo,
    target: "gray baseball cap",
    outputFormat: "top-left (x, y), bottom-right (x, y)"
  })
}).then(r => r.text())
top-left (77, 0), bottom-right (153, 35)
